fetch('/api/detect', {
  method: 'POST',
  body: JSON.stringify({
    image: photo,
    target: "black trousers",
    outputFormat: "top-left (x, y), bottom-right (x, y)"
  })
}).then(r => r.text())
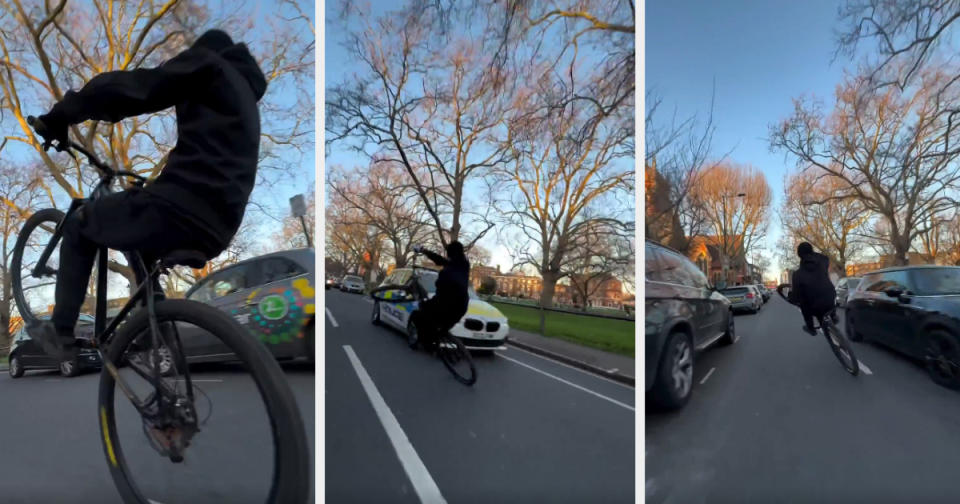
top-left (801, 305), bottom-right (838, 331)
top-left (52, 189), bottom-right (221, 331)
top-left (411, 297), bottom-right (465, 348)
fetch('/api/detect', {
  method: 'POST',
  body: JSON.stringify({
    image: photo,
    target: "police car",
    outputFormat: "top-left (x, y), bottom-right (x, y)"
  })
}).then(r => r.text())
top-left (371, 267), bottom-right (509, 351)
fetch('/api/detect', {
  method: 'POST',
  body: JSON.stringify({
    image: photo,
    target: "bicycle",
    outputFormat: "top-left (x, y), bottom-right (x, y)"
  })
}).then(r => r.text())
top-left (12, 116), bottom-right (310, 503)
top-left (776, 283), bottom-right (860, 376)
top-left (369, 254), bottom-right (477, 386)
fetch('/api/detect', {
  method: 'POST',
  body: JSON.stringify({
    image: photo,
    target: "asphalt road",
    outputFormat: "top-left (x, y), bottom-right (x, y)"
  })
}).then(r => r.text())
top-left (324, 288), bottom-right (635, 503)
top-left (0, 360), bottom-right (315, 503)
top-left (646, 296), bottom-right (960, 503)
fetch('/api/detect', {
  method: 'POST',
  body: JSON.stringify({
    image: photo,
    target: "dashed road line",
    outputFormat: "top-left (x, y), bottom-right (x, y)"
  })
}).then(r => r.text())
top-left (699, 367), bottom-right (716, 385)
top-left (858, 360), bottom-right (873, 375)
top-left (325, 307), bottom-right (339, 328)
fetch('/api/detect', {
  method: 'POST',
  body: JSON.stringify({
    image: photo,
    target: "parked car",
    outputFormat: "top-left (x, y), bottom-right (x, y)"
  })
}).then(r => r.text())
top-left (845, 266), bottom-right (960, 389)
top-left (326, 277), bottom-right (337, 290)
top-left (835, 276), bottom-right (861, 307)
top-left (755, 284), bottom-right (771, 303)
top-left (181, 248), bottom-right (316, 366)
top-left (720, 285), bottom-right (762, 314)
top-left (372, 267), bottom-right (509, 351)
top-left (646, 240), bottom-right (736, 410)
top-left (340, 275), bottom-right (365, 294)
top-left (8, 314), bottom-right (101, 378)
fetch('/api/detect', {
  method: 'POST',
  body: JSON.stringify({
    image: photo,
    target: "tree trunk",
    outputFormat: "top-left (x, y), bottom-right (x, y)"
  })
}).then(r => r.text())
top-left (892, 234), bottom-right (911, 266)
top-left (540, 270), bottom-right (559, 309)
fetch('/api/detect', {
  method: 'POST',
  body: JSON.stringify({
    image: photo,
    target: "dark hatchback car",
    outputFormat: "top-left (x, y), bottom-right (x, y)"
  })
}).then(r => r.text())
top-left (845, 266), bottom-right (960, 389)
top-left (646, 240), bottom-right (736, 410)
top-left (8, 314), bottom-right (101, 378)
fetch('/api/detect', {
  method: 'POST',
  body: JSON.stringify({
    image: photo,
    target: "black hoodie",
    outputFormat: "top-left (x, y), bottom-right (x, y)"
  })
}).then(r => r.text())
top-left (790, 251), bottom-right (836, 315)
top-left (421, 247), bottom-right (471, 324)
top-left (49, 35), bottom-right (268, 249)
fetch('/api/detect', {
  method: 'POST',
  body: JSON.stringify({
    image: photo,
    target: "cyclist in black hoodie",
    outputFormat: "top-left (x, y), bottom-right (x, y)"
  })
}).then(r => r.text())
top-left (410, 242), bottom-right (471, 351)
top-left (789, 242), bottom-right (838, 335)
top-left (28, 29), bottom-right (267, 360)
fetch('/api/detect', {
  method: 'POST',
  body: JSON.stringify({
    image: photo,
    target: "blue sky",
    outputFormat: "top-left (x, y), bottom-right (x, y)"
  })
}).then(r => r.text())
top-left (646, 0), bottom-right (848, 277)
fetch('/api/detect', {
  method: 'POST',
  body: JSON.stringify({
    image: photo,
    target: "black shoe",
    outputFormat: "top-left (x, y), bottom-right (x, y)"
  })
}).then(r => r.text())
top-left (802, 325), bottom-right (817, 336)
top-left (26, 320), bottom-right (78, 361)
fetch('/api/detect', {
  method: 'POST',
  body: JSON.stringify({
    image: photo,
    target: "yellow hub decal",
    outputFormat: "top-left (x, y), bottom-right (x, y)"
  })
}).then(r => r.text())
top-left (100, 407), bottom-right (117, 467)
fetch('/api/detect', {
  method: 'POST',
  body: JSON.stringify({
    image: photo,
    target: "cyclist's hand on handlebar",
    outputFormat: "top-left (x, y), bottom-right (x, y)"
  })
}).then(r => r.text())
top-left (28, 112), bottom-right (69, 152)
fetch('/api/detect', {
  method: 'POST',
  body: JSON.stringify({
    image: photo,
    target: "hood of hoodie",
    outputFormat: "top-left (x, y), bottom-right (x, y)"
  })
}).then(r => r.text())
top-left (217, 43), bottom-right (268, 101)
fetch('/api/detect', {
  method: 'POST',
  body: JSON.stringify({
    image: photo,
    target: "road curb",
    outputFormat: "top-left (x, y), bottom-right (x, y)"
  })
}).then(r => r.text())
top-left (505, 339), bottom-right (635, 387)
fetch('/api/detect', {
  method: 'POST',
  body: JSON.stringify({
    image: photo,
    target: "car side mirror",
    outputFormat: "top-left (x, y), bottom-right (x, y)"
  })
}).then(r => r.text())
top-left (884, 287), bottom-right (903, 298)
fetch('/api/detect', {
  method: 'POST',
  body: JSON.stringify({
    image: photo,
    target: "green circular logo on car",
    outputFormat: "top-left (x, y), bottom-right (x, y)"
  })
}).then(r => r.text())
top-left (259, 295), bottom-right (288, 320)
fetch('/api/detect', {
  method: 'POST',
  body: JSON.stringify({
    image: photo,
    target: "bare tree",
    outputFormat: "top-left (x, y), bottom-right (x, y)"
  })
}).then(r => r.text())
top-left (781, 169), bottom-right (870, 275)
top-left (0, 163), bottom-right (44, 346)
top-left (691, 161), bottom-right (772, 282)
top-left (771, 66), bottom-right (960, 265)
top-left (0, 0), bottom-right (314, 283)
top-left (274, 187), bottom-right (316, 250)
top-left (326, 3), bottom-right (510, 248)
top-left (566, 220), bottom-right (633, 311)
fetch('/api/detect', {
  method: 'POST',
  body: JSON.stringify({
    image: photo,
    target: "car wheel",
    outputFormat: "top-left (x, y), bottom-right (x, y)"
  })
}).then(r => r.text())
top-left (406, 319), bottom-right (419, 349)
top-left (59, 358), bottom-right (80, 377)
top-left (8, 354), bottom-right (24, 378)
top-left (371, 301), bottom-right (381, 326)
top-left (924, 329), bottom-right (960, 390)
top-left (845, 312), bottom-right (863, 342)
top-left (719, 312), bottom-right (736, 346)
top-left (650, 331), bottom-right (694, 410)
top-left (304, 319), bottom-right (315, 364)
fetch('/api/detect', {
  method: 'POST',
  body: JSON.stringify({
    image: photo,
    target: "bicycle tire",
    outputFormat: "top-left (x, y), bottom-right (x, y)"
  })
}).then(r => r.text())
top-left (11, 208), bottom-right (65, 323)
top-left (437, 333), bottom-right (476, 386)
top-left (822, 321), bottom-right (859, 376)
top-left (98, 299), bottom-right (310, 503)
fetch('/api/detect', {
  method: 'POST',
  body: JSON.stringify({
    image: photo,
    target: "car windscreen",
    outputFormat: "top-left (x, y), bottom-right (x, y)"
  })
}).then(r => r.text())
top-left (417, 271), bottom-right (438, 294)
top-left (846, 278), bottom-right (860, 288)
top-left (344, 276), bottom-right (362, 283)
top-left (911, 268), bottom-right (960, 295)
top-left (721, 287), bottom-right (750, 295)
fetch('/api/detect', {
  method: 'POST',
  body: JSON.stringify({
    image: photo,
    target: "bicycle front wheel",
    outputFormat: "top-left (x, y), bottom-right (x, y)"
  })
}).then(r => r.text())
top-left (438, 333), bottom-right (477, 386)
top-left (823, 321), bottom-right (860, 376)
top-left (98, 299), bottom-right (311, 503)
top-left (11, 208), bottom-right (65, 323)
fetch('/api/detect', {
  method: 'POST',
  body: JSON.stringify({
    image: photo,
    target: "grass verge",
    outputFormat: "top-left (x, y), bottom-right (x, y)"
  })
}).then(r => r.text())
top-left (491, 302), bottom-right (634, 357)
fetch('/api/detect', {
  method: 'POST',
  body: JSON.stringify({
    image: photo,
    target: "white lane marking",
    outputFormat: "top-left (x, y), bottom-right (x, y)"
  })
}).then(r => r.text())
top-left (325, 307), bottom-right (339, 328)
top-left (699, 367), bottom-right (716, 385)
top-left (497, 353), bottom-right (634, 411)
top-left (343, 345), bottom-right (446, 504)
top-left (363, 297), bottom-right (374, 304)
top-left (607, 368), bottom-right (619, 373)
top-left (734, 335), bottom-right (740, 343)
top-left (497, 344), bottom-right (635, 390)
top-left (858, 360), bottom-right (873, 375)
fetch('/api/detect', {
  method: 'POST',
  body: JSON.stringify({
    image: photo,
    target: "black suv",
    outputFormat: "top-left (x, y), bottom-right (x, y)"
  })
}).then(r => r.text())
top-left (646, 240), bottom-right (736, 410)
top-left (8, 314), bottom-right (100, 378)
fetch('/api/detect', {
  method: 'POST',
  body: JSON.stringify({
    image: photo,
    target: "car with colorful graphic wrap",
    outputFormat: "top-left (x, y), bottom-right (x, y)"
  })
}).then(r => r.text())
top-left (372, 267), bottom-right (509, 351)
top-left (179, 248), bottom-right (316, 364)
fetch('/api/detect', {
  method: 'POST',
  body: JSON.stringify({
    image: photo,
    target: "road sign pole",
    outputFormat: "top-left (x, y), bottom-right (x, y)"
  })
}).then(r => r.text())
top-left (299, 215), bottom-right (312, 248)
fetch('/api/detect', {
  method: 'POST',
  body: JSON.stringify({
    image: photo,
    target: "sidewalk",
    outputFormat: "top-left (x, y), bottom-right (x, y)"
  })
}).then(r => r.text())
top-left (506, 329), bottom-right (635, 387)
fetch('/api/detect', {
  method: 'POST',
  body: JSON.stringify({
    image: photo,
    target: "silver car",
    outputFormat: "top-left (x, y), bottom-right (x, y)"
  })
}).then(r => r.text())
top-left (835, 276), bottom-right (861, 307)
top-left (340, 275), bottom-right (365, 294)
top-left (721, 285), bottom-right (762, 314)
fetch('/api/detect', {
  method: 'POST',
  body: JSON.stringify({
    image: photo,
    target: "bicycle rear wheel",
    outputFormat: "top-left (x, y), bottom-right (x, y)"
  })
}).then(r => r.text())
top-left (98, 299), bottom-right (310, 503)
top-left (437, 333), bottom-right (477, 386)
top-left (11, 208), bottom-right (65, 323)
top-left (822, 320), bottom-right (860, 376)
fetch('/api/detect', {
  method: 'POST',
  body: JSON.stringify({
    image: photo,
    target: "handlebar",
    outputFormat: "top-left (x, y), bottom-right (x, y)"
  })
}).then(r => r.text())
top-left (27, 115), bottom-right (148, 185)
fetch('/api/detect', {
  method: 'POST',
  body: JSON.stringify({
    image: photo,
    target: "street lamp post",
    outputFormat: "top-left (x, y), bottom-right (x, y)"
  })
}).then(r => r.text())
top-left (719, 192), bottom-right (746, 286)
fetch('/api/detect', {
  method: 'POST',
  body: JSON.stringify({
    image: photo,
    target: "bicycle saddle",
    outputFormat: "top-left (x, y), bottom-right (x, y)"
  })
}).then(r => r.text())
top-left (160, 249), bottom-right (207, 269)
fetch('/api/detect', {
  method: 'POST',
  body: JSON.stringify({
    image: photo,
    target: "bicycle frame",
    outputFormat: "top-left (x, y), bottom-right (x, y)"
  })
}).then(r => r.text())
top-left (26, 137), bottom-right (193, 419)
